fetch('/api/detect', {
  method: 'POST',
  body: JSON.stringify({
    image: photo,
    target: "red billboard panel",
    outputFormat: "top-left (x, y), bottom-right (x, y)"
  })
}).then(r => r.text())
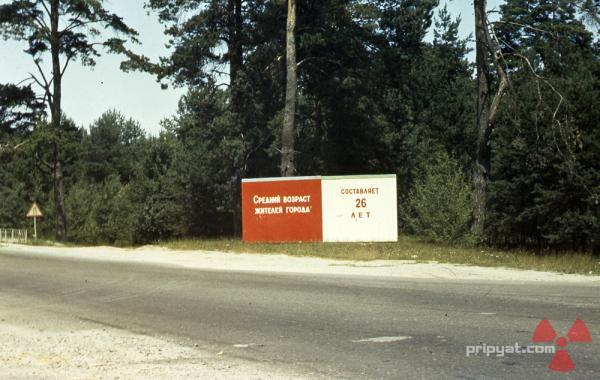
top-left (242, 177), bottom-right (322, 242)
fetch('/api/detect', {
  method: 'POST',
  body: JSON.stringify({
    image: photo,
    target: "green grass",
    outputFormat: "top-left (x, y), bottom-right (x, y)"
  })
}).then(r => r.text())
top-left (162, 235), bottom-right (600, 276)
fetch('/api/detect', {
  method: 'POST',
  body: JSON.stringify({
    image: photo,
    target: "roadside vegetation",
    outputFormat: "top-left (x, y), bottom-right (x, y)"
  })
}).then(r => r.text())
top-left (10, 234), bottom-right (597, 275)
top-left (1, 1), bottom-right (598, 260)
top-left (162, 236), bottom-right (600, 276)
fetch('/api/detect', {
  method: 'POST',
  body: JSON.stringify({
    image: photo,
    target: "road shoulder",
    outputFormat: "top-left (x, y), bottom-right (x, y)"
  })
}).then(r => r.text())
top-left (1, 243), bottom-right (598, 284)
top-left (0, 291), bottom-right (319, 380)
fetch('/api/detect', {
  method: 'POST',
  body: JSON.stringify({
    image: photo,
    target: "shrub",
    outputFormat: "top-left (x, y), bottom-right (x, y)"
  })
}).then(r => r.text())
top-left (403, 151), bottom-right (473, 244)
top-left (66, 176), bottom-right (135, 245)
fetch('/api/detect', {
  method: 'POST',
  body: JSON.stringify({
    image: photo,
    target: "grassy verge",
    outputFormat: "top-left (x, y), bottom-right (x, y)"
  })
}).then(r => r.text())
top-left (163, 235), bottom-right (600, 275)
top-left (6, 235), bottom-right (598, 275)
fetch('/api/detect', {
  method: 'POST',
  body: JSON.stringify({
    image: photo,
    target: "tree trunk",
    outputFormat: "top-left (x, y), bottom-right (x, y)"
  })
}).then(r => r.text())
top-left (227, 0), bottom-right (244, 237)
top-left (53, 142), bottom-right (66, 241)
top-left (227, 0), bottom-right (243, 85)
top-left (472, 0), bottom-right (490, 239)
top-left (472, 0), bottom-right (508, 239)
top-left (280, 0), bottom-right (297, 177)
top-left (232, 168), bottom-right (242, 237)
top-left (50, 0), bottom-right (66, 241)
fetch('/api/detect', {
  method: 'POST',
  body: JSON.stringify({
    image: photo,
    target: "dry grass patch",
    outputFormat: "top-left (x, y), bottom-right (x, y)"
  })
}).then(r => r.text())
top-left (162, 235), bottom-right (600, 276)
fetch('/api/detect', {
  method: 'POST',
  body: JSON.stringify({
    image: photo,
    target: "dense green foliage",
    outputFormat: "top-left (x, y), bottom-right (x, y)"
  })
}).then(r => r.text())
top-left (0, 1), bottom-right (598, 252)
top-left (0, 0), bottom-right (141, 241)
top-left (404, 152), bottom-right (474, 243)
top-left (488, 0), bottom-right (600, 252)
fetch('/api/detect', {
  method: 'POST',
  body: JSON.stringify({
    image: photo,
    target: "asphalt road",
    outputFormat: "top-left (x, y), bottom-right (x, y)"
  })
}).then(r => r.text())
top-left (0, 249), bottom-right (598, 379)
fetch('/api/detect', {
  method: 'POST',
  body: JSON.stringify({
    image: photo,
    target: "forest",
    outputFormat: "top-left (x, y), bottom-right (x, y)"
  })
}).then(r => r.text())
top-left (0, 0), bottom-right (598, 253)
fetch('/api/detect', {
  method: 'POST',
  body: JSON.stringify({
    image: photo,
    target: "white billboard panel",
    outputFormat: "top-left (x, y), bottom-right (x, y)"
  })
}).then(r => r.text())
top-left (321, 175), bottom-right (398, 242)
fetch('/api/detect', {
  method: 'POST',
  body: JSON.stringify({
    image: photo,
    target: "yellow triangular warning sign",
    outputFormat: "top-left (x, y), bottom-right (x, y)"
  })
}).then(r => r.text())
top-left (27, 202), bottom-right (43, 218)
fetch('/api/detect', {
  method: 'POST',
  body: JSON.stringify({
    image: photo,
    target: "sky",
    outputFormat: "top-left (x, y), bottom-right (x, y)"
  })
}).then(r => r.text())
top-left (0, 1), bottom-right (503, 135)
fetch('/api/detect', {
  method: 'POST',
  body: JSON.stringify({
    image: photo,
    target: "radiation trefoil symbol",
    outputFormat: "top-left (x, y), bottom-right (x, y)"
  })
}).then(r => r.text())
top-left (532, 318), bottom-right (592, 372)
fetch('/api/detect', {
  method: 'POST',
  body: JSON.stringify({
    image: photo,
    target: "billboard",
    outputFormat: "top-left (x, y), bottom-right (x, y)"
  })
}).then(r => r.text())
top-left (321, 175), bottom-right (398, 242)
top-left (242, 175), bottom-right (397, 243)
top-left (242, 176), bottom-right (322, 242)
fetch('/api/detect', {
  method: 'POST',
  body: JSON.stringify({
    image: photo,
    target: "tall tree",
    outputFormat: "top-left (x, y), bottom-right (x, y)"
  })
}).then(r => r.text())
top-left (472, 0), bottom-right (508, 239)
top-left (487, 0), bottom-right (600, 251)
top-left (470, 0), bottom-right (598, 249)
top-left (375, 0), bottom-right (439, 194)
top-left (0, 0), bottom-right (138, 240)
top-left (145, 0), bottom-right (250, 235)
top-left (145, 0), bottom-right (245, 88)
top-left (280, 0), bottom-right (297, 176)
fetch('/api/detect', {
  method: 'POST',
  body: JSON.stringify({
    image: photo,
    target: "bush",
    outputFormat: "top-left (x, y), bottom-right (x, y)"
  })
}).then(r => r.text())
top-left (128, 174), bottom-right (187, 245)
top-left (66, 176), bottom-right (135, 245)
top-left (403, 151), bottom-right (473, 244)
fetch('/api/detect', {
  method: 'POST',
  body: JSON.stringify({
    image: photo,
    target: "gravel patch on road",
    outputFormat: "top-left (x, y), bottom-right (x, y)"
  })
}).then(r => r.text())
top-left (0, 294), bottom-right (316, 380)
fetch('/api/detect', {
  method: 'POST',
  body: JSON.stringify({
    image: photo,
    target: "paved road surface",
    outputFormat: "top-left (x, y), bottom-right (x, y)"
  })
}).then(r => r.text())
top-left (0, 249), bottom-right (598, 379)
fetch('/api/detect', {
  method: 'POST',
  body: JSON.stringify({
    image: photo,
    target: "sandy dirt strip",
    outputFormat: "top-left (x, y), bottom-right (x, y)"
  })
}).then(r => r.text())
top-left (1, 243), bottom-right (599, 283)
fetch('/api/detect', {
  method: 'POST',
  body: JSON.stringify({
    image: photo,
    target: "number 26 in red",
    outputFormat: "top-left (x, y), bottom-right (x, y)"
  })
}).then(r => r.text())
top-left (355, 198), bottom-right (367, 208)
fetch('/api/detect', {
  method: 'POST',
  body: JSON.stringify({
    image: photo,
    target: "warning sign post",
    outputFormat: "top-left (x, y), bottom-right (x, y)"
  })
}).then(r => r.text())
top-left (26, 202), bottom-right (43, 239)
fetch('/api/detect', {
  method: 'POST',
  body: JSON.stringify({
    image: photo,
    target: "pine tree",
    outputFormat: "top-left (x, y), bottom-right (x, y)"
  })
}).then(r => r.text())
top-left (0, 0), bottom-right (139, 240)
top-left (488, 0), bottom-right (600, 251)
